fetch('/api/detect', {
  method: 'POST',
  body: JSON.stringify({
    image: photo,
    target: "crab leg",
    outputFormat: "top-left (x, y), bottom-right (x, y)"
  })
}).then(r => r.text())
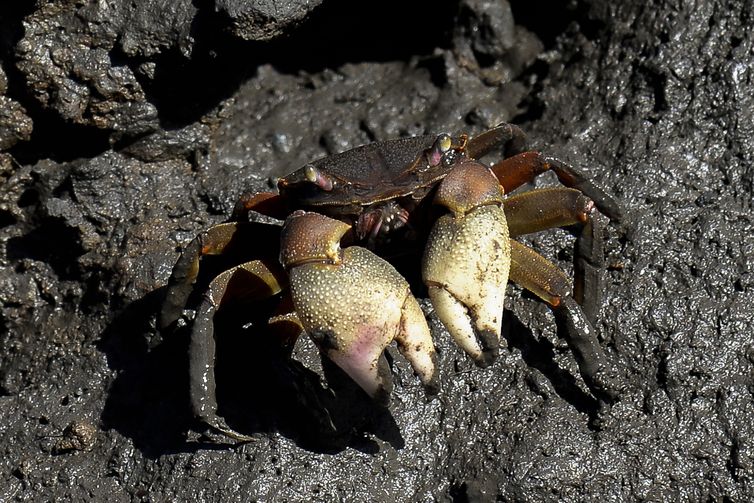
top-left (465, 122), bottom-right (528, 159)
top-left (422, 160), bottom-right (511, 367)
top-left (160, 221), bottom-right (281, 331)
top-left (509, 240), bottom-right (623, 403)
top-left (190, 259), bottom-right (290, 441)
top-left (280, 211), bottom-right (438, 402)
top-left (490, 151), bottom-right (623, 221)
top-left (231, 191), bottom-right (290, 221)
top-left (503, 187), bottom-right (607, 325)
top-left (503, 187), bottom-right (594, 237)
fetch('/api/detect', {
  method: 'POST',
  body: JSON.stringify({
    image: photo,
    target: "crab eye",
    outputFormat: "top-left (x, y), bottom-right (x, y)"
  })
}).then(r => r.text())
top-left (437, 133), bottom-right (452, 153)
top-left (427, 133), bottom-right (453, 167)
top-left (304, 165), bottom-right (334, 191)
top-left (304, 165), bottom-right (317, 182)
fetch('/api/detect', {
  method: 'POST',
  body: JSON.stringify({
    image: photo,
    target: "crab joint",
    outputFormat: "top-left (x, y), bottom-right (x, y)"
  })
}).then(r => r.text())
top-left (433, 160), bottom-right (505, 216)
top-left (279, 211), bottom-right (350, 268)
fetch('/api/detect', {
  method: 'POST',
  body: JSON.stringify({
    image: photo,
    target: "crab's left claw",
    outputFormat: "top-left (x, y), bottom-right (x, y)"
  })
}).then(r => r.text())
top-left (422, 160), bottom-right (511, 367)
top-left (280, 212), bottom-right (438, 402)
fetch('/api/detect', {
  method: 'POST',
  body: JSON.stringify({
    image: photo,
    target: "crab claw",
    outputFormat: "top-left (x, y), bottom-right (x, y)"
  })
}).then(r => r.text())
top-left (422, 160), bottom-right (511, 367)
top-left (280, 211), bottom-right (438, 402)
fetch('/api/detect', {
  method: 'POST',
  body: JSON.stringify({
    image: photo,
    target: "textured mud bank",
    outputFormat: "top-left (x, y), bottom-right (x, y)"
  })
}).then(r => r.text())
top-left (1, 0), bottom-right (753, 501)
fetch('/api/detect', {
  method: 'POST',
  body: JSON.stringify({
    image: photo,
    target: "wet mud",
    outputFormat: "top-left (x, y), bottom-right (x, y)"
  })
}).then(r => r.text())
top-left (1, 0), bottom-right (753, 501)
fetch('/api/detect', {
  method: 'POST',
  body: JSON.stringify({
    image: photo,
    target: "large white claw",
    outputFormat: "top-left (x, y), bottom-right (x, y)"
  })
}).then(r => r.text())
top-left (422, 201), bottom-right (511, 367)
top-left (288, 242), bottom-right (438, 402)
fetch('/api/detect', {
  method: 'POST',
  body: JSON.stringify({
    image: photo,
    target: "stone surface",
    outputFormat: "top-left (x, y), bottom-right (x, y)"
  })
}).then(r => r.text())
top-left (216, 0), bottom-right (325, 41)
top-left (1, 0), bottom-right (753, 501)
top-left (0, 65), bottom-right (33, 150)
top-left (11, 0), bottom-right (323, 138)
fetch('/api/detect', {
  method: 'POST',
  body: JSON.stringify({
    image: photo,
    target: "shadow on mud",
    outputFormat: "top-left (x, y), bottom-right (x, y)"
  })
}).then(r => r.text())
top-left (503, 306), bottom-right (604, 420)
top-left (98, 288), bottom-right (404, 459)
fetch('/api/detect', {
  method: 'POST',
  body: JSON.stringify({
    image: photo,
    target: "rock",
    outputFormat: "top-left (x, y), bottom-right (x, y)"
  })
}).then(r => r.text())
top-left (215, 0), bottom-right (325, 41)
top-left (16, 2), bottom-right (158, 135)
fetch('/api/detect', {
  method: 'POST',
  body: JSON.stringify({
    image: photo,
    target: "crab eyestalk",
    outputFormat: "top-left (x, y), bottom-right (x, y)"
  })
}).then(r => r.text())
top-left (304, 164), bottom-right (334, 191)
top-left (281, 211), bottom-right (438, 402)
top-left (426, 133), bottom-right (452, 166)
top-left (422, 160), bottom-right (511, 367)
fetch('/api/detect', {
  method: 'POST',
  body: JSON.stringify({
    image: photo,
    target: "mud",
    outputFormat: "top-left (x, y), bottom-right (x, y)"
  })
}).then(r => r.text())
top-left (1, 0), bottom-right (753, 501)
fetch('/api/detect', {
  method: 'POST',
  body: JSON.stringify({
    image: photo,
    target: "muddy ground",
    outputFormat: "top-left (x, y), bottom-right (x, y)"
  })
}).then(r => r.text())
top-left (1, 0), bottom-right (753, 501)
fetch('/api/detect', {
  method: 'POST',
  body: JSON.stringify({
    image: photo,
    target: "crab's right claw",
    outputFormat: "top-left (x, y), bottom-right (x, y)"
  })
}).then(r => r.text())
top-left (422, 160), bottom-right (511, 367)
top-left (280, 212), bottom-right (438, 402)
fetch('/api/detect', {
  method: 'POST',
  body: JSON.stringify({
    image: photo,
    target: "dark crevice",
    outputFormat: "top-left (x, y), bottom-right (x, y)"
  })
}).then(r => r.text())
top-left (509, 0), bottom-right (575, 48)
top-left (7, 106), bottom-right (112, 165)
top-left (259, 0), bottom-right (457, 73)
top-left (51, 175), bottom-right (75, 200)
top-left (512, 0), bottom-right (606, 46)
top-left (17, 187), bottom-right (40, 208)
top-left (0, 3), bottom-right (35, 55)
top-left (80, 267), bottom-right (114, 314)
top-left (135, 0), bottom-right (459, 128)
top-left (6, 218), bottom-right (85, 280)
top-left (510, 58), bottom-right (550, 124)
top-left (644, 67), bottom-right (669, 115)
top-left (0, 209), bottom-right (16, 228)
top-left (508, 0), bottom-right (607, 125)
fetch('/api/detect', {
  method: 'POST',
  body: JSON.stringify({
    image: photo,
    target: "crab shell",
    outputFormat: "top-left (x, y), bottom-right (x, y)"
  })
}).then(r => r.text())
top-left (277, 136), bottom-right (511, 401)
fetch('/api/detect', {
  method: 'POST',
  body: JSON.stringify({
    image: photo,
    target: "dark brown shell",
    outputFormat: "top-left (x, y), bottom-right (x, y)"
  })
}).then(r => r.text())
top-left (278, 135), bottom-right (461, 209)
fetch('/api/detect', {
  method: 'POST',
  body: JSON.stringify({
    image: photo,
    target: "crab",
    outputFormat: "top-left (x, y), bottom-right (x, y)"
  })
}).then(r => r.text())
top-left (161, 123), bottom-right (625, 441)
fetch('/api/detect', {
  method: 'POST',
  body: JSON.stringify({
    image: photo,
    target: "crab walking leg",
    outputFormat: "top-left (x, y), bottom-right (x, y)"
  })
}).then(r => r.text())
top-left (190, 259), bottom-right (289, 441)
top-left (160, 221), bottom-right (281, 331)
top-left (281, 212), bottom-right (438, 403)
top-left (503, 187), bottom-right (606, 325)
top-left (490, 151), bottom-right (623, 221)
top-left (422, 160), bottom-right (511, 367)
top-left (231, 191), bottom-right (290, 221)
top-left (465, 122), bottom-right (528, 159)
top-left (509, 240), bottom-right (623, 403)
top-left (572, 214), bottom-right (605, 324)
top-left (503, 188), bottom-right (594, 237)
top-left (162, 222), bottom-right (240, 331)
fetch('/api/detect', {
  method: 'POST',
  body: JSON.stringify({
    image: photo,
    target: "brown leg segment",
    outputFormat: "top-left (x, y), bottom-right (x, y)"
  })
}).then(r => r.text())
top-left (504, 187), bottom-right (594, 237)
top-left (466, 122), bottom-right (528, 159)
top-left (572, 215), bottom-right (605, 324)
top-left (491, 151), bottom-right (623, 221)
top-left (504, 187), bottom-right (607, 324)
top-left (509, 240), bottom-right (623, 403)
top-left (160, 222), bottom-right (281, 331)
top-left (190, 259), bottom-right (291, 441)
top-left (232, 191), bottom-right (290, 221)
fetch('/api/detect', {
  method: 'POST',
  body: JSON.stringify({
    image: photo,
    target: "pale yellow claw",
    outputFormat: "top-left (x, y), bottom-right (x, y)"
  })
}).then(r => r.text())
top-left (422, 204), bottom-right (511, 367)
top-left (289, 246), bottom-right (438, 401)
